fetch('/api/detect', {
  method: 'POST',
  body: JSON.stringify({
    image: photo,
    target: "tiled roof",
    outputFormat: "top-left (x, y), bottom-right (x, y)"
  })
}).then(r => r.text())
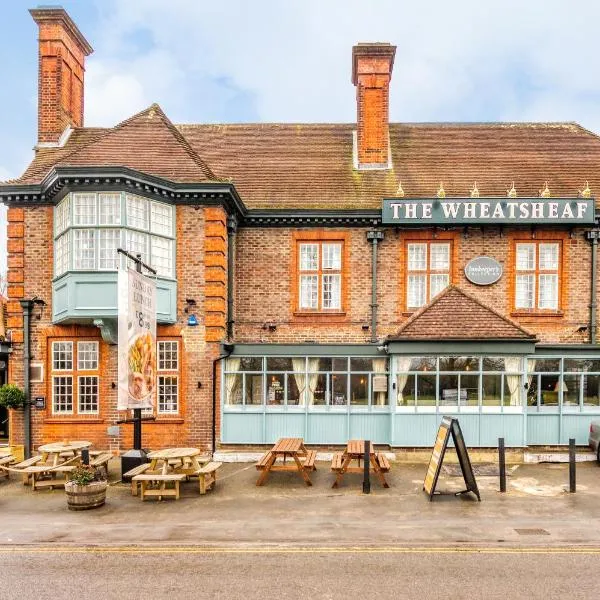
top-left (12, 104), bottom-right (219, 185)
top-left (6, 116), bottom-right (600, 209)
top-left (388, 286), bottom-right (536, 341)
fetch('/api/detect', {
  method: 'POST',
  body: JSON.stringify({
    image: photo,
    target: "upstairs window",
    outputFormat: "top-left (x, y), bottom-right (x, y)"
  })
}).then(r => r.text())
top-left (54, 192), bottom-right (175, 278)
top-left (406, 242), bottom-right (451, 309)
top-left (515, 242), bottom-right (560, 310)
top-left (298, 241), bottom-right (343, 311)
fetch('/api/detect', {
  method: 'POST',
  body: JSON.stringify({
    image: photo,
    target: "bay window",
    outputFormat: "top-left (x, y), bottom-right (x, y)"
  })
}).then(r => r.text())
top-left (53, 192), bottom-right (175, 278)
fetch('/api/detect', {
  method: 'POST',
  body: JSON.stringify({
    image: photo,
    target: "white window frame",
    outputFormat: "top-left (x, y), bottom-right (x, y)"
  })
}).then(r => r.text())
top-left (157, 340), bottom-right (179, 414)
top-left (77, 375), bottom-right (99, 414)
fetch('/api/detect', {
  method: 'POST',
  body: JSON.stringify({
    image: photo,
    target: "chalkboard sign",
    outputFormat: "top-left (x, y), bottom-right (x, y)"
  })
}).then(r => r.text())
top-left (423, 416), bottom-right (481, 501)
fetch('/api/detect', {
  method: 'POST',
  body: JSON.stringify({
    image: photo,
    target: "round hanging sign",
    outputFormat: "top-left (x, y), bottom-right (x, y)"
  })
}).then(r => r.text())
top-left (464, 256), bottom-right (503, 286)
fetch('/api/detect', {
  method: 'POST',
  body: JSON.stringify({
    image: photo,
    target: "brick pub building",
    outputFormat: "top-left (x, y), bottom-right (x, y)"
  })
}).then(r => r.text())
top-left (2, 7), bottom-right (600, 456)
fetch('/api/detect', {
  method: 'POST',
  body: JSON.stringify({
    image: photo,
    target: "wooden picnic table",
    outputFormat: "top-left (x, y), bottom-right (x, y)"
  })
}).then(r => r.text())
top-left (146, 447), bottom-right (206, 475)
top-left (38, 441), bottom-right (92, 466)
top-left (255, 437), bottom-right (317, 487)
top-left (331, 440), bottom-right (390, 489)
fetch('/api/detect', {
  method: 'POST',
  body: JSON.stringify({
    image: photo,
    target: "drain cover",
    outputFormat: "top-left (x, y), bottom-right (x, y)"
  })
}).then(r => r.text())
top-left (514, 528), bottom-right (550, 535)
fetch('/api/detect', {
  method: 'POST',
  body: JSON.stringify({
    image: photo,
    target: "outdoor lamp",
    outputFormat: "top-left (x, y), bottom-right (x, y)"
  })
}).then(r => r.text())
top-left (187, 314), bottom-right (199, 327)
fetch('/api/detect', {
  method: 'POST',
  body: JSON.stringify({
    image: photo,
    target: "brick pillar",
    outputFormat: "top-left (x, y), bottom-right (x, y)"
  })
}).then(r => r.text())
top-left (204, 208), bottom-right (228, 342)
top-left (352, 43), bottom-right (396, 167)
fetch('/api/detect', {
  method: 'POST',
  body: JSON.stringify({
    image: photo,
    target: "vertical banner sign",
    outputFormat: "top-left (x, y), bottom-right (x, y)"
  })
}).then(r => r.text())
top-left (118, 268), bottom-right (157, 410)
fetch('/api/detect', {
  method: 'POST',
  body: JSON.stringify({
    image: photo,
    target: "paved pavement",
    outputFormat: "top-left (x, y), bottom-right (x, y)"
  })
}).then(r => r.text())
top-left (0, 459), bottom-right (599, 548)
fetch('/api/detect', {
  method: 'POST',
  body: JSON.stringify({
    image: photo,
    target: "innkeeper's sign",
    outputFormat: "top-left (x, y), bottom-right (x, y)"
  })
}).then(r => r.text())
top-left (382, 197), bottom-right (595, 225)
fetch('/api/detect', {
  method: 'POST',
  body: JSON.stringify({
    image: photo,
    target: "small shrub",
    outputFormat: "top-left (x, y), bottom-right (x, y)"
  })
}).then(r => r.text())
top-left (69, 464), bottom-right (106, 485)
top-left (0, 384), bottom-right (26, 409)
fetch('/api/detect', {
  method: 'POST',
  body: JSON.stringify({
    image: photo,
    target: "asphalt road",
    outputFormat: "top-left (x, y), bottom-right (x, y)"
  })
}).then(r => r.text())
top-left (1, 547), bottom-right (599, 600)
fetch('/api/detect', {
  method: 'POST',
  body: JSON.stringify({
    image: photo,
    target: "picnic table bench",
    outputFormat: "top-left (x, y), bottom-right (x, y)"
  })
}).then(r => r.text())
top-left (256, 438), bottom-right (315, 487)
top-left (132, 473), bottom-right (186, 501)
top-left (330, 440), bottom-right (390, 489)
top-left (0, 455), bottom-right (14, 480)
top-left (1, 456), bottom-right (80, 490)
top-left (195, 461), bottom-right (222, 495)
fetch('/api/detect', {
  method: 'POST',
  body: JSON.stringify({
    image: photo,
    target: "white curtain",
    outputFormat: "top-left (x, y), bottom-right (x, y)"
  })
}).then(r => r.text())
top-left (395, 356), bottom-right (413, 406)
top-left (292, 358), bottom-right (306, 406)
top-left (504, 356), bottom-right (522, 406)
top-left (306, 358), bottom-right (321, 405)
top-left (527, 359), bottom-right (537, 406)
top-left (225, 358), bottom-right (241, 405)
top-left (373, 358), bottom-right (388, 406)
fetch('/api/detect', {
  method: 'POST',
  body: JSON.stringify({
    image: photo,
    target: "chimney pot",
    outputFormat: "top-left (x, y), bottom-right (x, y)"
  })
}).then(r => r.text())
top-left (30, 6), bottom-right (93, 145)
top-left (352, 43), bottom-right (396, 169)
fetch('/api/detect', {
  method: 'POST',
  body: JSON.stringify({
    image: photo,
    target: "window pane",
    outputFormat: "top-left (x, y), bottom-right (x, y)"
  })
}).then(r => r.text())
top-left (332, 374), bottom-right (348, 406)
top-left (98, 193), bottom-right (121, 225)
top-left (150, 202), bottom-right (172, 236)
top-left (439, 374), bottom-right (460, 404)
top-left (239, 357), bottom-right (262, 371)
top-left (562, 374), bottom-right (581, 407)
top-left (516, 243), bottom-right (535, 270)
top-left (55, 231), bottom-right (71, 276)
top-left (322, 243), bottom-right (341, 270)
top-left (540, 374), bottom-right (560, 406)
top-left (245, 374), bottom-right (263, 405)
top-left (98, 229), bottom-right (120, 270)
top-left (158, 375), bottom-right (178, 413)
top-left (300, 275), bottom-right (318, 309)
top-left (516, 274), bottom-right (535, 308)
top-left (408, 243), bottom-right (426, 270)
top-left (350, 358), bottom-right (373, 371)
top-left (55, 196), bottom-right (71, 234)
top-left (583, 375), bottom-right (600, 406)
top-left (430, 274), bottom-right (449, 299)
top-left (399, 374), bottom-right (414, 406)
top-left (77, 342), bottom-right (98, 370)
top-left (53, 342), bottom-right (73, 370)
top-left (151, 236), bottom-right (173, 278)
top-left (266, 374), bottom-right (285, 405)
top-left (407, 357), bottom-right (436, 371)
top-left (78, 376), bottom-right (99, 413)
top-left (322, 274), bottom-right (341, 309)
top-left (124, 230), bottom-right (148, 264)
top-left (266, 357), bottom-right (294, 371)
top-left (158, 341), bottom-right (178, 370)
top-left (312, 373), bottom-right (327, 405)
top-left (430, 243), bottom-right (449, 270)
top-left (538, 274), bottom-right (558, 309)
top-left (539, 243), bottom-right (559, 270)
top-left (225, 373), bottom-right (242, 405)
top-left (287, 374), bottom-right (301, 406)
top-left (350, 374), bottom-right (367, 405)
top-left (439, 356), bottom-right (478, 371)
top-left (407, 274), bottom-right (426, 308)
top-left (299, 244), bottom-right (318, 271)
top-left (482, 357), bottom-right (506, 371)
top-left (73, 193), bottom-right (96, 226)
top-left (53, 376), bottom-right (73, 413)
top-left (482, 374), bottom-right (502, 405)
top-left (126, 194), bottom-right (148, 230)
top-left (534, 359), bottom-right (561, 372)
top-left (564, 359), bottom-right (600, 372)
top-left (461, 374), bottom-right (479, 406)
top-left (416, 374), bottom-right (436, 406)
top-left (73, 229), bottom-right (96, 270)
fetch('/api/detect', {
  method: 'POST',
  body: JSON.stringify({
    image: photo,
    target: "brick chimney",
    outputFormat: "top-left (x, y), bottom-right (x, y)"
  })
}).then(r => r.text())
top-left (352, 43), bottom-right (396, 169)
top-left (30, 7), bottom-right (93, 145)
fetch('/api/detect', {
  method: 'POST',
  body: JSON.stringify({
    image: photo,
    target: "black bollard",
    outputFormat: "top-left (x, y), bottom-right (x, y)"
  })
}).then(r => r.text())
top-left (363, 440), bottom-right (371, 494)
top-left (81, 448), bottom-right (90, 466)
top-left (498, 437), bottom-right (506, 493)
top-left (569, 438), bottom-right (576, 493)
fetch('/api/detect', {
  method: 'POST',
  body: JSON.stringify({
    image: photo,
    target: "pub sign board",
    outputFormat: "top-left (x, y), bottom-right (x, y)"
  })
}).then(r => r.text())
top-left (423, 416), bottom-right (481, 501)
top-left (382, 197), bottom-right (595, 225)
top-left (464, 256), bottom-right (503, 285)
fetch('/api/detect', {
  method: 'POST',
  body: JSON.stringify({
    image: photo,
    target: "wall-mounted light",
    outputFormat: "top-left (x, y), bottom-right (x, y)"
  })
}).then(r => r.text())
top-left (32, 297), bottom-right (46, 320)
top-left (262, 322), bottom-right (277, 332)
top-left (361, 324), bottom-right (370, 331)
top-left (111, 382), bottom-right (116, 389)
top-left (187, 314), bottom-right (199, 327)
top-left (184, 298), bottom-right (197, 314)
top-left (197, 381), bottom-right (202, 389)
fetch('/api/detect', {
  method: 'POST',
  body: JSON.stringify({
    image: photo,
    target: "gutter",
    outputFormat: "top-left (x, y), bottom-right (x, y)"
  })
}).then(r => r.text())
top-left (212, 343), bottom-right (234, 455)
top-left (366, 229), bottom-right (384, 342)
top-left (586, 229), bottom-right (599, 344)
top-left (19, 300), bottom-right (33, 459)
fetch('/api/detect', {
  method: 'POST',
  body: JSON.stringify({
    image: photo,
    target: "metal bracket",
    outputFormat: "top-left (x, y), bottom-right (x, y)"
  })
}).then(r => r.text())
top-left (93, 319), bottom-right (118, 345)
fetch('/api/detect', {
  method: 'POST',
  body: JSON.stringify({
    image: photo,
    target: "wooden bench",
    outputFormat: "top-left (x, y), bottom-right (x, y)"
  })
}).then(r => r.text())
top-left (90, 453), bottom-right (112, 478)
top-left (195, 461), bottom-right (222, 495)
top-left (0, 455), bottom-right (14, 480)
top-left (376, 452), bottom-right (391, 472)
top-left (303, 449), bottom-right (317, 471)
top-left (132, 473), bottom-right (186, 501)
top-left (255, 452), bottom-right (274, 470)
top-left (123, 463), bottom-right (152, 496)
top-left (330, 452), bottom-right (344, 472)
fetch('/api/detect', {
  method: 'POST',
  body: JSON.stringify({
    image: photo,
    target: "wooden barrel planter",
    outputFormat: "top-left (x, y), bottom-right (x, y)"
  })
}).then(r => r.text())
top-left (65, 480), bottom-right (108, 511)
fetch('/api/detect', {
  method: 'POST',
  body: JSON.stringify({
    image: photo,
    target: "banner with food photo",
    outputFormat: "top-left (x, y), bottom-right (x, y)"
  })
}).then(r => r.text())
top-left (118, 268), bottom-right (157, 410)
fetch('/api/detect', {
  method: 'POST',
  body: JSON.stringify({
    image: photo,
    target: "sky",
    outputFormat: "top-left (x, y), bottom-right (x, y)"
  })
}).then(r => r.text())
top-left (1, 0), bottom-right (600, 274)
